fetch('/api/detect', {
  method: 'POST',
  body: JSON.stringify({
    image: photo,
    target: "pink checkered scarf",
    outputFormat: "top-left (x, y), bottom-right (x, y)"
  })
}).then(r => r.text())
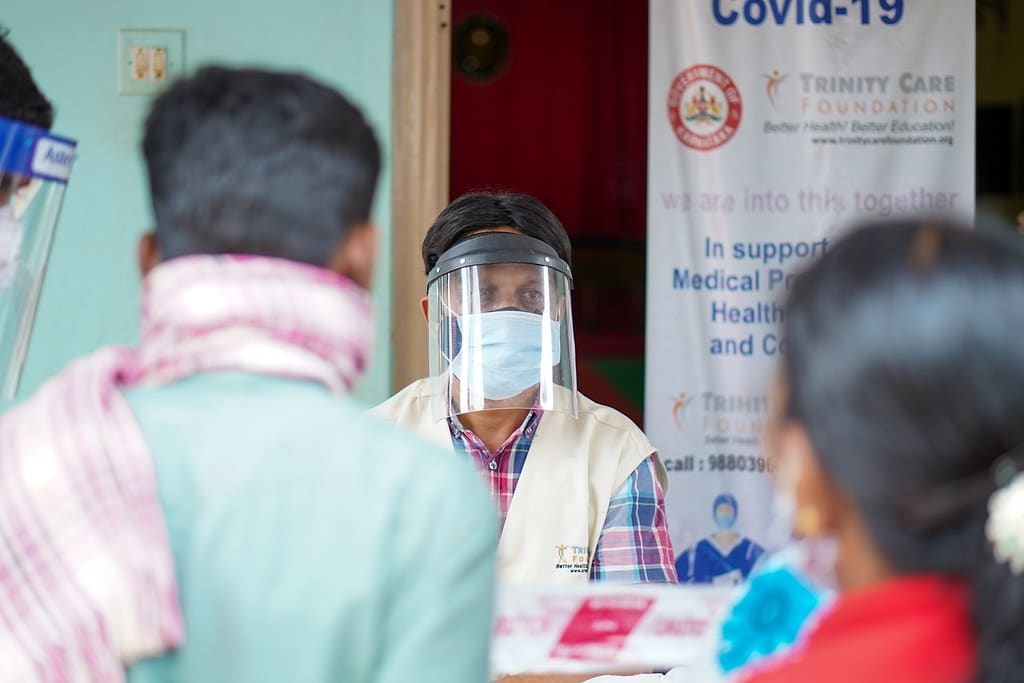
top-left (0, 254), bottom-right (372, 681)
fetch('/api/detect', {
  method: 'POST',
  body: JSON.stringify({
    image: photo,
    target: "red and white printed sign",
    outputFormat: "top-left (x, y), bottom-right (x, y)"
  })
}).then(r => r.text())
top-left (492, 583), bottom-right (734, 677)
top-left (550, 596), bottom-right (656, 662)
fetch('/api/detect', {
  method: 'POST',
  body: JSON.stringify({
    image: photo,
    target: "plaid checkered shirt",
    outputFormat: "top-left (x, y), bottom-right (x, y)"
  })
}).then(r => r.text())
top-left (448, 409), bottom-right (678, 583)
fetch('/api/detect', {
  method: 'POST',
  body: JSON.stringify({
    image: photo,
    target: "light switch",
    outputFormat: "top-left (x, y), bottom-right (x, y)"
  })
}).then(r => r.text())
top-left (118, 29), bottom-right (185, 96)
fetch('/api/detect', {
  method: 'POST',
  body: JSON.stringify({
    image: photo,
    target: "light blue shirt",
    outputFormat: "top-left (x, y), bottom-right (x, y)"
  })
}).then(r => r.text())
top-left (124, 372), bottom-right (496, 683)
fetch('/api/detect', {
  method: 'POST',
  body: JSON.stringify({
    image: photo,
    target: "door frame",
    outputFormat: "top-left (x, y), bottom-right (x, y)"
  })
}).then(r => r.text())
top-left (390, 0), bottom-right (451, 392)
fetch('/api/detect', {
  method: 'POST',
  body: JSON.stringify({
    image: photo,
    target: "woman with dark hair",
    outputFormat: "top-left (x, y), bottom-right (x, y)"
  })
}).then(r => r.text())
top-left (740, 218), bottom-right (1024, 682)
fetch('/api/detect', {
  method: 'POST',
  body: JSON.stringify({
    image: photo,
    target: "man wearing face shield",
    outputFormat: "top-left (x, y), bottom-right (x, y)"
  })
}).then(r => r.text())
top-left (375, 192), bottom-right (677, 584)
top-left (0, 29), bottom-right (76, 399)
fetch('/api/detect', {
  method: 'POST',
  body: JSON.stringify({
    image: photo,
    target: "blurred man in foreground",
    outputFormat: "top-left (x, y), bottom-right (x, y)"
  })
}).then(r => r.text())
top-left (0, 64), bottom-right (495, 683)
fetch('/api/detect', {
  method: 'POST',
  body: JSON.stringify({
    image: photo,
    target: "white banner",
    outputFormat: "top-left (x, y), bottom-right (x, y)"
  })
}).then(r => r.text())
top-left (646, 0), bottom-right (975, 583)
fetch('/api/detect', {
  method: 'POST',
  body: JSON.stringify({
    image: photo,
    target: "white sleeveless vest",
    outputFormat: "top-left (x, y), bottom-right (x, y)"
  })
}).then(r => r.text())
top-left (372, 378), bottom-right (667, 583)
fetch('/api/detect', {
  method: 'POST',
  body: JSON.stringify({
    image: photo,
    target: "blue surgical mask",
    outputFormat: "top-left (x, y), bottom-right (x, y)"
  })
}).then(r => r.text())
top-left (450, 310), bottom-right (561, 400)
top-left (714, 513), bottom-right (736, 530)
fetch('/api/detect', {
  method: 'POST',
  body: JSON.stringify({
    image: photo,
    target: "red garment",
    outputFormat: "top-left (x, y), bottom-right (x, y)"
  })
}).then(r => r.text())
top-left (741, 575), bottom-right (975, 683)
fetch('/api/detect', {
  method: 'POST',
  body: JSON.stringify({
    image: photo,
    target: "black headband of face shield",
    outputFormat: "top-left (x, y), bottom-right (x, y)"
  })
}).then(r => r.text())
top-left (426, 231), bottom-right (573, 289)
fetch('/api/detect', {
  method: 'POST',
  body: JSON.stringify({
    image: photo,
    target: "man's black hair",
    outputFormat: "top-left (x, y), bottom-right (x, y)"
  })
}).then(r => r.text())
top-left (0, 28), bottom-right (54, 129)
top-left (422, 191), bottom-right (572, 275)
top-left (143, 66), bottom-right (381, 265)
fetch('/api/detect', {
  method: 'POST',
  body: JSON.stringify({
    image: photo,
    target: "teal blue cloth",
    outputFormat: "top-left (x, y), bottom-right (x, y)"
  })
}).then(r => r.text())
top-left (123, 373), bottom-right (497, 683)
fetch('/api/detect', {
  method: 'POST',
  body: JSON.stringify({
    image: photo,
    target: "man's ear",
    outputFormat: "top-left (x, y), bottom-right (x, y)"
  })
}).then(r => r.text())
top-left (138, 231), bottom-right (162, 277)
top-left (420, 296), bottom-right (429, 324)
top-left (329, 222), bottom-right (377, 289)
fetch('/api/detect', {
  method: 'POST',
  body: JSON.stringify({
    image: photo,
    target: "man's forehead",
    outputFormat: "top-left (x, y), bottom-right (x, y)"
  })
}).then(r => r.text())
top-left (476, 262), bottom-right (544, 281)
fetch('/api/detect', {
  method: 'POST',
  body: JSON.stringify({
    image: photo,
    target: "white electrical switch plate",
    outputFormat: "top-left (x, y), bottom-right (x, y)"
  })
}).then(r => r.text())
top-left (118, 29), bottom-right (185, 96)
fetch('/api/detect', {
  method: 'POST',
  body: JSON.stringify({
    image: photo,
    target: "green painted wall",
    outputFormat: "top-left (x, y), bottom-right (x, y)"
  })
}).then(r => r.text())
top-left (4, 0), bottom-right (393, 404)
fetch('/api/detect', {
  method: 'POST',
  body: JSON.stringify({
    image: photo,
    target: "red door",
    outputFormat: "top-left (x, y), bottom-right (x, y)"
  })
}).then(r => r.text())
top-left (450, 0), bottom-right (649, 424)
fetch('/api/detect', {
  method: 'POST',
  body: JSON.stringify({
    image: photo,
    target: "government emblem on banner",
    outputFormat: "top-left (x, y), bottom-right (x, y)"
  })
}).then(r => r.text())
top-left (667, 64), bottom-right (742, 151)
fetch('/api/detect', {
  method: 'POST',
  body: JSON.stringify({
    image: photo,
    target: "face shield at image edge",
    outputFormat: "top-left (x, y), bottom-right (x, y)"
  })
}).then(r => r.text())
top-left (426, 232), bottom-right (578, 420)
top-left (0, 116), bottom-right (77, 399)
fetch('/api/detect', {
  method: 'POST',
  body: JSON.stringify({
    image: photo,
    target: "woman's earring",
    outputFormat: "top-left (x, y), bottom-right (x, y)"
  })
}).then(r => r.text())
top-left (794, 506), bottom-right (823, 537)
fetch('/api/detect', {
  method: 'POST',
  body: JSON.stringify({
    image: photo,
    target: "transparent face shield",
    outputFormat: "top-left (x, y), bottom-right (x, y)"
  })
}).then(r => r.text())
top-left (0, 116), bottom-right (77, 399)
top-left (427, 233), bottom-right (577, 420)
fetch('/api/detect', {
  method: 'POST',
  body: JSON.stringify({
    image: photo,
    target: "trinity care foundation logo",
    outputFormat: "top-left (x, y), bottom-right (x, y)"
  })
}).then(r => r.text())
top-left (555, 544), bottom-right (590, 574)
top-left (672, 392), bottom-right (693, 429)
top-left (667, 64), bottom-right (742, 151)
top-left (763, 69), bottom-right (788, 110)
